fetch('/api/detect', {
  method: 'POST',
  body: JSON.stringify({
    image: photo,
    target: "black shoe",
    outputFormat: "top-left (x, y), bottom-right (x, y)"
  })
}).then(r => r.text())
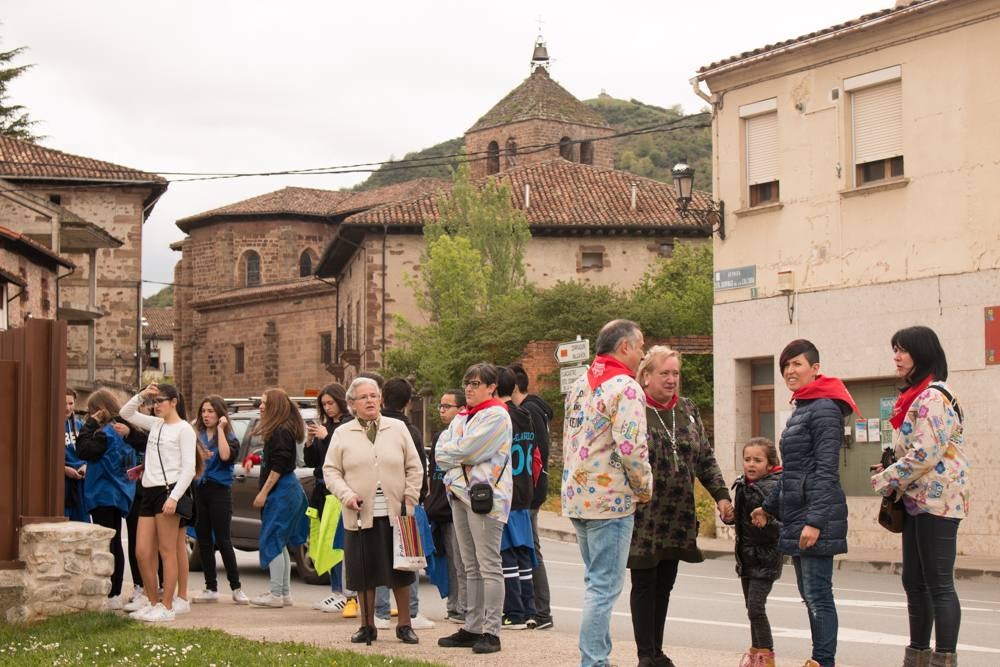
top-left (438, 628), bottom-right (482, 648)
top-left (531, 616), bottom-right (554, 630)
top-left (654, 654), bottom-right (676, 667)
top-left (472, 632), bottom-right (501, 654)
top-left (350, 625), bottom-right (377, 643)
top-left (638, 658), bottom-right (658, 667)
top-left (395, 625), bottom-right (419, 644)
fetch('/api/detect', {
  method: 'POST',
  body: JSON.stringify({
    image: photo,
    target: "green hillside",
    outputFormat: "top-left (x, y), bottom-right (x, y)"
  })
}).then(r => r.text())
top-left (143, 285), bottom-right (173, 308)
top-left (355, 96), bottom-right (712, 191)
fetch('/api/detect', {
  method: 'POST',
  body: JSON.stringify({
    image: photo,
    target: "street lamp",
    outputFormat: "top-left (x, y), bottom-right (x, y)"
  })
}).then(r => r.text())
top-left (672, 159), bottom-right (725, 241)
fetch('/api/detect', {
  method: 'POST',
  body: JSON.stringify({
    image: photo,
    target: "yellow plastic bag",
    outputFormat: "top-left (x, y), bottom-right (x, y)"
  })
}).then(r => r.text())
top-left (310, 494), bottom-right (344, 575)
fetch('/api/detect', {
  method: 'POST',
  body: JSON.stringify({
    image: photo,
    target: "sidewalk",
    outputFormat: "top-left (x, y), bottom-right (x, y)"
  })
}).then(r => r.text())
top-left (536, 510), bottom-right (1000, 581)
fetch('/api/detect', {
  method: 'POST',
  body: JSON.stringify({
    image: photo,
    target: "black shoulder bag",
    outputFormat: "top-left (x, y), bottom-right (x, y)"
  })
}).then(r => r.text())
top-left (154, 424), bottom-right (195, 521)
top-left (463, 458), bottom-right (508, 515)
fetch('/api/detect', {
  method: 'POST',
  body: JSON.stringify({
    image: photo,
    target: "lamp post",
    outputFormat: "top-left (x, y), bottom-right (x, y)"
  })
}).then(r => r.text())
top-left (672, 159), bottom-right (725, 240)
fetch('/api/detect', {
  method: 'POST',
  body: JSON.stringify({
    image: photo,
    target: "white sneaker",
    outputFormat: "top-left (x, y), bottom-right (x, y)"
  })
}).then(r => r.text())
top-left (129, 586), bottom-right (145, 603)
top-left (249, 592), bottom-right (284, 608)
top-left (374, 616), bottom-right (392, 630)
top-left (283, 594), bottom-right (293, 607)
top-left (172, 597), bottom-right (191, 615)
top-left (410, 614), bottom-right (436, 630)
top-left (314, 592), bottom-right (348, 612)
top-left (137, 603), bottom-right (175, 623)
top-left (193, 589), bottom-right (219, 603)
top-left (103, 594), bottom-right (125, 611)
top-left (232, 589), bottom-right (249, 605)
top-left (124, 595), bottom-right (151, 613)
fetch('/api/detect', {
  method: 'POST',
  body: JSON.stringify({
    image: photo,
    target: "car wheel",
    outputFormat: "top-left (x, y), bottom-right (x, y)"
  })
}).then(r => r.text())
top-left (290, 543), bottom-right (329, 585)
top-left (187, 534), bottom-right (203, 572)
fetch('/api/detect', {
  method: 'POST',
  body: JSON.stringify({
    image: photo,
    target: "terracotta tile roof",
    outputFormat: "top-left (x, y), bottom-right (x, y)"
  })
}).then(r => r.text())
top-left (142, 307), bottom-right (174, 339)
top-left (343, 159), bottom-right (714, 231)
top-left (697, 0), bottom-right (937, 77)
top-left (0, 135), bottom-right (165, 184)
top-left (0, 224), bottom-right (75, 269)
top-left (468, 67), bottom-right (610, 133)
top-left (176, 179), bottom-right (450, 232)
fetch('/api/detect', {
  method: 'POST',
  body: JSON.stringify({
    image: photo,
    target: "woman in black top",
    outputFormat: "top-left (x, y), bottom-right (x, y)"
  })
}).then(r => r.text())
top-left (248, 388), bottom-right (309, 608)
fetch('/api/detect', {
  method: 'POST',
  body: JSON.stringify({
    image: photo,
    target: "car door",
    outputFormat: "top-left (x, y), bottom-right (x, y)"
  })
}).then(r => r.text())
top-left (228, 416), bottom-right (260, 550)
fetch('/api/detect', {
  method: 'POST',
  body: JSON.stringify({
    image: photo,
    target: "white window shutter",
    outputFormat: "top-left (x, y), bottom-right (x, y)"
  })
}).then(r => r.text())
top-left (853, 80), bottom-right (902, 164)
top-left (746, 112), bottom-right (778, 186)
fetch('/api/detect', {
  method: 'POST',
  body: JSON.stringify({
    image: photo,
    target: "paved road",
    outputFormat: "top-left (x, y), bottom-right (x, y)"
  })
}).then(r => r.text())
top-left (169, 536), bottom-right (1000, 666)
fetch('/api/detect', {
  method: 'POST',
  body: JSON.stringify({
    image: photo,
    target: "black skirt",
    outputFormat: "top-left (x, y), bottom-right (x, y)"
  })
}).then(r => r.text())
top-left (343, 516), bottom-right (416, 591)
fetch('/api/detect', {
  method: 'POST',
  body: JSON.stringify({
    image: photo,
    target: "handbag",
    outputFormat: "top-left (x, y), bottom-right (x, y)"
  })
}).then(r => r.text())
top-left (391, 503), bottom-right (427, 572)
top-left (878, 495), bottom-right (905, 533)
top-left (463, 458), bottom-right (508, 515)
top-left (153, 425), bottom-right (194, 521)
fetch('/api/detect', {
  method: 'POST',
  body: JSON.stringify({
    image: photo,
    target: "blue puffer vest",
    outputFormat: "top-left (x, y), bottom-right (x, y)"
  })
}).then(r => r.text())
top-left (763, 397), bottom-right (849, 556)
top-left (83, 424), bottom-right (137, 515)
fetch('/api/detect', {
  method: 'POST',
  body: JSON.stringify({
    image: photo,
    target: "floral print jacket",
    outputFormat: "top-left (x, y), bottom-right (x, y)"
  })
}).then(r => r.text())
top-left (561, 374), bottom-right (653, 520)
top-left (872, 381), bottom-right (969, 519)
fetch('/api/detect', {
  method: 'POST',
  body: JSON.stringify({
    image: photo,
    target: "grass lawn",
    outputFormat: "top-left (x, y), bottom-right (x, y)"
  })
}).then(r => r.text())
top-left (0, 612), bottom-right (443, 666)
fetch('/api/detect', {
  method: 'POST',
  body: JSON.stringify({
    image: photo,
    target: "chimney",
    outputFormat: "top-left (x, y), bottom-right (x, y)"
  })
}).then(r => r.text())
top-left (524, 183), bottom-right (531, 209)
top-left (630, 183), bottom-right (637, 211)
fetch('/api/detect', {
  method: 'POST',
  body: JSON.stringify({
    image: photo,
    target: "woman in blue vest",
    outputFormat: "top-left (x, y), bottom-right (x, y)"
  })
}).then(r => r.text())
top-left (64, 388), bottom-right (89, 523)
top-left (76, 388), bottom-right (138, 609)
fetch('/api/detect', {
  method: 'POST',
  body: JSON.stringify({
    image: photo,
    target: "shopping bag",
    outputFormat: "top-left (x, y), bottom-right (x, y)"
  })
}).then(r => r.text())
top-left (391, 510), bottom-right (427, 572)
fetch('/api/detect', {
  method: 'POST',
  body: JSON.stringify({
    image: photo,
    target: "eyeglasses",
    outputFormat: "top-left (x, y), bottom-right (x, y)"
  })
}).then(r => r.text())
top-left (463, 380), bottom-right (482, 389)
top-left (438, 403), bottom-right (457, 410)
top-left (152, 397), bottom-right (171, 404)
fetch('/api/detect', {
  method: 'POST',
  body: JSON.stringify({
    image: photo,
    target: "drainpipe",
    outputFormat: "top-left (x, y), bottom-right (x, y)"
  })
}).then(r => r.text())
top-left (690, 77), bottom-right (714, 107)
top-left (136, 277), bottom-right (142, 390)
top-left (381, 225), bottom-right (387, 364)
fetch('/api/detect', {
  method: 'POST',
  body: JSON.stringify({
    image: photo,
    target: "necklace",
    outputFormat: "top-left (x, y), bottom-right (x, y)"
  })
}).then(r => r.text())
top-left (652, 405), bottom-right (679, 469)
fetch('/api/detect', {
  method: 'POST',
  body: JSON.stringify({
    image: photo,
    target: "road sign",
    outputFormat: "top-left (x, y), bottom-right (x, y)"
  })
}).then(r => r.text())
top-left (555, 338), bottom-right (590, 364)
top-left (560, 364), bottom-right (587, 393)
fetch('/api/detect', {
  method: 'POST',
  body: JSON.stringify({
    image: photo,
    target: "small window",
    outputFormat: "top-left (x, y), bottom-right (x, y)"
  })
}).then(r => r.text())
top-left (320, 332), bottom-right (332, 365)
top-left (745, 111), bottom-right (778, 206)
top-left (48, 194), bottom-right (62, 206)
top-left (242, 250), bottom-right (261, 287)
top-left (505, 138), bottom-right (518, 167)
top-left (486, 141), bottom-right (500, 175)
top-left (581, 251), bottom-right (604, 269)
top-left (299, 250), bottom-right (313, 277)
top-left (580, 140), bottom-right (594, 165)
top-left (657, 242), bottom-right (673, 258)
top-left (856, 156), bottom-right (904, 186)
top-left (559, 136), bottom-right (574, 161)
top-left (0, 282), bottom-right (7, 330)
top-left (851, 78), bottom-right (903, 186)
top-left (749, 181), bottom-right (780, 206)
top-left (234, 344), bottom-right (245, 374)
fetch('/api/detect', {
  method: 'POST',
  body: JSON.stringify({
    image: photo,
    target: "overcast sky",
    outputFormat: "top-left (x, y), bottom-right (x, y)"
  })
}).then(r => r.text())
top-left (1, 0), bottom-right (882, 296)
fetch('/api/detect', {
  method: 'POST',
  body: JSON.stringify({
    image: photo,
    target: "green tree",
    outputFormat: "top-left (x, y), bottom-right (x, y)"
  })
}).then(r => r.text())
top-left (143, 285), bottom-right (174, 308)
top-left (0, 42), bottom-right (40, 141)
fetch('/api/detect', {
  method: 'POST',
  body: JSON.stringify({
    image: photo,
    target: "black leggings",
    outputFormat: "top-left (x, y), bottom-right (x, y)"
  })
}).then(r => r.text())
top-left (741, 577), bottom-right (775, 650)
top-left (90, 506), bottom-right (125, 597)
top-left (629, 559), bottom-right (679, 660)
top-left (902, 512), bottom-right (961, 653)
top-left (194, 482), bottom-right (241, 592)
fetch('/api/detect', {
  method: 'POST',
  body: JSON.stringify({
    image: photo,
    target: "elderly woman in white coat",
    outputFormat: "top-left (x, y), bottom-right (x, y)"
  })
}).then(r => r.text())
top-left (323, 377), bottom-right (423, 645)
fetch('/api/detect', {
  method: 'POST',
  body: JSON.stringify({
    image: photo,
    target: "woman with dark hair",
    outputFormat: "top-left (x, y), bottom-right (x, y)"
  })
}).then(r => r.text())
top-left (120, 382), bottom-right (197, 623)
top-left (872, 326), bottom-right (968, 667)
top-left (64, 388), bottom-right (90, 523)
top-left (75, 388), bottom-right (138, 609)
top-left (304, 382), bottom-right (354, 614)
top-left (751, 339), bottom-right (859, 667)
top-left (436, 363), bottom-right (513, 655)
top-left (191, 395), bottom-right (246, 605)
top-left (249, 387), bottom-right (309, 608)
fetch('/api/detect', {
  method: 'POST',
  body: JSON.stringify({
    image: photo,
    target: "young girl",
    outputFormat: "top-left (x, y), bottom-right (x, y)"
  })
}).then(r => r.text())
top-left (733, 437), bottom-right (783, 667)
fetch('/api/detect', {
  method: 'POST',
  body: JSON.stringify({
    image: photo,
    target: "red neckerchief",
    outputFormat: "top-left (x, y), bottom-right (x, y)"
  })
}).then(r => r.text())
top-left (645, 391), bottom-right (678, 410)
top-left (461, 397), bottom-right (508, 418)
top-left (890, 375), bottom-right (933, 430)
top-left (587, 354), bottom-right (634, 390)
top-left (791, 375), bottom-right (862, 417)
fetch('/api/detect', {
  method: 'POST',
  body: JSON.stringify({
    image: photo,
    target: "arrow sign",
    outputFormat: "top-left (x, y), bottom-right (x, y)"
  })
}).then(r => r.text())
top-left (555, 338), bottom-right (590, 364)
top-left (560, 365), bottom-right (587, 393)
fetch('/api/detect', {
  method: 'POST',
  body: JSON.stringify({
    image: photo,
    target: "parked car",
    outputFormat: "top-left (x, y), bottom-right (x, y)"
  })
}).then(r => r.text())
top-left (186, 407), bottom-right (329, 584)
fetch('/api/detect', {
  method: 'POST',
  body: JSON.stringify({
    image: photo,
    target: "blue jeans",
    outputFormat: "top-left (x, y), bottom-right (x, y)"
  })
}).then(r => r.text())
top-left (572, 515), bottom-right (634, 667)
top-left (268, 550), bottom-right (291, 597)
top-left (375, 580), bottom-right (419, 619)
top-left (793, 555), bottom-right (837, 667)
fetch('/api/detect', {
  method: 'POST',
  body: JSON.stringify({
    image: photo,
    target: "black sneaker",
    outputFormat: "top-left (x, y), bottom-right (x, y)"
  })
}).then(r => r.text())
top-left (438, 628), bottom-right (482, 648)
top-left (525, 618), bottom-right (538, 629)
top-left (472, 632), bottom-right (501, 654)
top-left (501, 616), bottom-right (527, 630)
top-left (532, 617), bottom-right (554, 630)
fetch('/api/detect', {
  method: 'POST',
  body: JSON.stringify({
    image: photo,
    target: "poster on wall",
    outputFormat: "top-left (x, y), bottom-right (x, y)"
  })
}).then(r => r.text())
top-left (854, 419), bottom-right (869, 443)
top-left (868, 418), bottom-right (881, 443)
top-left (879, 396), bottom-right (895, 445)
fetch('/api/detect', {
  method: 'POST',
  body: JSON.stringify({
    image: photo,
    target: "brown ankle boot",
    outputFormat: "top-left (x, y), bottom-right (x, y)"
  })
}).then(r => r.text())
top-left (929, 651), bottom-right (957, 667)
top-left (904, 646), bottom-right (932, 667)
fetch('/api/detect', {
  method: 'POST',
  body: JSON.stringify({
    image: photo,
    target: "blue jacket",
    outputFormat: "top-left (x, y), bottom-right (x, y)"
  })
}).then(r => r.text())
top-left (77, 420), bottom-right (137, 515)
top-left (64, 417), bottom-right (90, 522)
top-left (762, 398), bottom-right (849, 556)
top-left (197, 430), bottom-right (240, 487)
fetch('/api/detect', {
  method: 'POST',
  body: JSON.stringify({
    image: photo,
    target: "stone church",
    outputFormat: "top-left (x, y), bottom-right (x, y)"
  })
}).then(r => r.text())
top-left (173, 39), bottom-right (712, 403)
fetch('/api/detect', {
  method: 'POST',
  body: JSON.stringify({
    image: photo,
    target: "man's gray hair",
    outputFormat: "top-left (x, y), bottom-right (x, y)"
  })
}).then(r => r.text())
top-left (595, 319), bottom-right (642, 355)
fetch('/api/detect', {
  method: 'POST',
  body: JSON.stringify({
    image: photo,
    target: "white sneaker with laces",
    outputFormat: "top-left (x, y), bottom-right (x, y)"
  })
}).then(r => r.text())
top-left (103, 594), bottom-right (125, 611)
top-left (374, 616), bottom-right (392, 630)
top-left (124, 595), bottom-right (151, 614)
top-left (410, 614), bottom-right (436, 630)
top-left (314, 592), bottom-right (348, 612)
top-left (193, 589), bottom-right (219, 603)
top-left (249, 592), bottom-right (284, 608)
top-left (232, 589), bottom-right (249, 605)
top-left (283, 594), bottom-right (293, 606)
top-left (137, 603), bottom-right (175, 623)
top-left (172, 597), bottom-right (191, 615)
top-left (129, 586), bottom-right (145, 603)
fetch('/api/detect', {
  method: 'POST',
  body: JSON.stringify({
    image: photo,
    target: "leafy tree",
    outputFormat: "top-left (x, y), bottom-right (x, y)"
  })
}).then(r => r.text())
top-left (0, 42), bottom-right (40, 141)
top-left (627, 242), bottom-right (713, 336)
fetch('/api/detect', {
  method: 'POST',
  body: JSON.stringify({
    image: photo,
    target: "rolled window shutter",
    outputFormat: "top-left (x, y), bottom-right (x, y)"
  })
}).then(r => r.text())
top-left (853, 80), bottom-right (902, 164)
top-left (746, 113), bottom-right (778, 185)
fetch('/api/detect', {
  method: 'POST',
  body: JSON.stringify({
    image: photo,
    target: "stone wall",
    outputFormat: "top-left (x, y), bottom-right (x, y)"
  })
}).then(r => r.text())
top-left (1, 522), bottom-right (115, 623)
top-left (0, 250), bottom-right (59, 325)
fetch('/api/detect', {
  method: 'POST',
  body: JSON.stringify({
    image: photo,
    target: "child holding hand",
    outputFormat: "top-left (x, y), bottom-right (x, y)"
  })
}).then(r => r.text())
top-left (732, 437), bottom-right (783, 667)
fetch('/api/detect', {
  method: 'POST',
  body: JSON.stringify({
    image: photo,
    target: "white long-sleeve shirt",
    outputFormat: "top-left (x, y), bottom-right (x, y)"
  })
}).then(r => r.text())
top-left (121, 394), bottom-right (197, 501)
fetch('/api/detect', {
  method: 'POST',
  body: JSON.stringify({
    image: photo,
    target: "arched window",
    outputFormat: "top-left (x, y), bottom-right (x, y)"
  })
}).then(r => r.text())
top-left (241, 250), bottom-right (261, 287)
top-left (559, 136), bottom-right (574, 161)
top-left (486, 141), bottom-right (500, 175)
top-left (580, 140), bottom-right (594, 165)
top-left (299, 249), bottom-right (314, 277)
top-left (505, 138), bottom-right (518, 167)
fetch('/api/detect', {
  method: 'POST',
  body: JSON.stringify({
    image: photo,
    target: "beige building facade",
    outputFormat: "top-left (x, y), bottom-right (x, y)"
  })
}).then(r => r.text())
top-left (698, 0), bottom-right (1000, 554)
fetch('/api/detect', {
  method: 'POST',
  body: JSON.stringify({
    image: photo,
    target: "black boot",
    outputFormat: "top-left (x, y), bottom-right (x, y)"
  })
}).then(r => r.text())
top-left (351, 625), bottom-right (377, 643)
top-left (396, 625), bottom-right (419, 644)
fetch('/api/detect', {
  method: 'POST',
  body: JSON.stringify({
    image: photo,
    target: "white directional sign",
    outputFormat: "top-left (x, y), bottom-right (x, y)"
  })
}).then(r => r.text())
top-left (555, 338), bottom-right (590, 364)
top-left (560, 364), bottom-right (587, 393)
